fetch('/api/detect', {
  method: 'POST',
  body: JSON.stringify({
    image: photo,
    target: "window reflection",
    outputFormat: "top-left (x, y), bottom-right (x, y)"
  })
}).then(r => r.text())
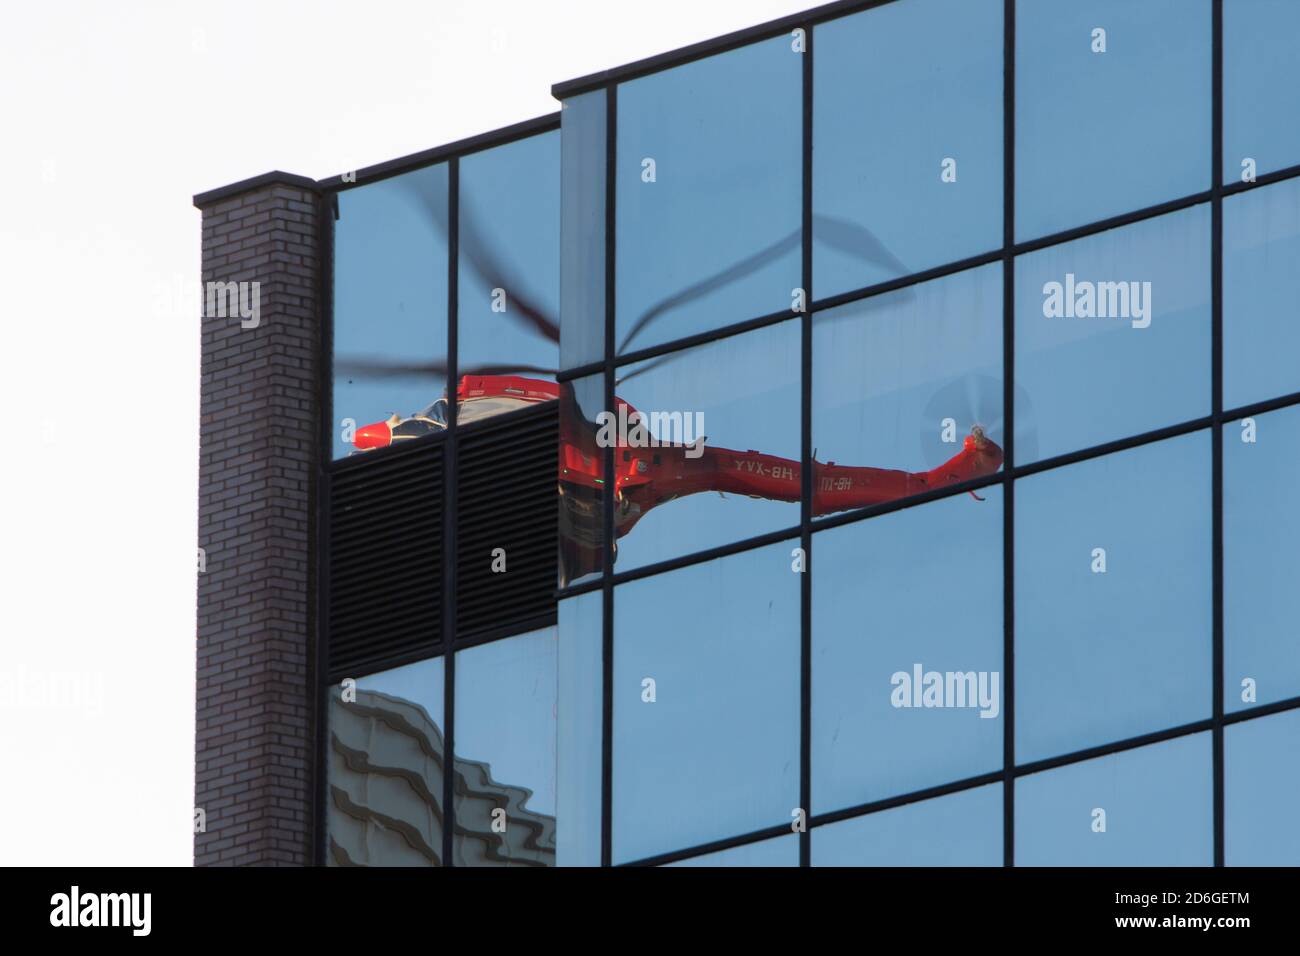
top-left (1015, 734), bottom-right (1212, 866)
top-left (1226, 710), bottom-right (1300, 865)
top-left (561, 91), bottom-right (606, 371)
top-left (1224, 0), bottom-right (1300, 183)
top-left (1015, 434), bottom-right (1211, 763)
top-left (613, 543), bottom-right (798, 863)
top-left (812, 785), bottom-right (1003, 867)
top-left (558, 373), bottom-right (605, 587)
top-left (327, 657), bottom-right (446, 866)
top-left (458, 131), bottom-right (561, 418)
top-left (557, 594), bottom-right (603, 866)
top-left (812, 263), bottom-right (1008, 496)
top-left (332, 164), bottom-right (450, 461)
top-left (453, 629), bottom-right (558, 866)
top-left (813, 0), bottom-right (1002, 297)
top-left (609, 321), bottom-right (800, 571)
top-left (813, 489), bottom-right (1003, 813)
top-left (335, 132), bottom-right (562, 457)
top-left (1014, 205), bottom-right (1210, 464)
top-left (1224, 177), bottom-right (1300, 408)
top-left (1016, 0), bottom-right (1210, 240)
top-left (1224, 405), bottom-right (1300, 712)
top-left (616, 35), bottom-right (800, 353)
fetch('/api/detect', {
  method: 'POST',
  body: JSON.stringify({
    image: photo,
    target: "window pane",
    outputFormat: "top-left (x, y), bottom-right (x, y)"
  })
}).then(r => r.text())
top-left (1224, 0), bottom-right (1300, 183)
top-left (326, 657), bottom-right (445, 866)
top-left (561, 90), bottom-right (606, 371)
top-left (611, 321), bottom-right (800, 572)
top-left (1224, 405), bottom-right (1300, 712)
top-left (452, 629), bottom-right (556, 866)
top-left (1015, 733), bottom-right (1213, 866)
top-left (1226, 709), bottom-right (1300, 866)
top-left (666, 835), bottom-right (798, 867)
top-left (813, 489), bottom-right (1003, 813)
top-left (812, 263), bottom-right (1006, 509)
top-left (1015, 434), bottom-right (1211, 763)
top-left (332, 164), bottom-right (449, 460)
top-left (1015, 0), bottom-right (1210, 240)
top-left (457, 132), bottom-right (560, 426)
top-left (1015, 205), bottom-right (1210, 464)
top-left (1224, 177), bottom-right (1300, 408)
top-left (559, 373), bottom-right (606, 587)
top-left (812, 785), bottom-right (1003, 866)
top-left (613, 543), bottom-right (799, 863)
top-left (813, 0), bottom-right (1002, 298)
top-left (557, 593), bottom-right (602, 866)
top-left (615, 36), bottom-right (801, 354)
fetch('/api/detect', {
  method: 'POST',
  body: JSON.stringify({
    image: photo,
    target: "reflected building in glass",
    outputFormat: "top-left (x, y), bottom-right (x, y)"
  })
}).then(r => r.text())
top-left (195, 0), bottom-right (1300, 868)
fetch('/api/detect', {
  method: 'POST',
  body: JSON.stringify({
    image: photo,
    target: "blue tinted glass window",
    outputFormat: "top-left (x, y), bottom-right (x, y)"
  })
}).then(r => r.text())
top-left (814, 0), bottom-right (1002, 297)
top-left (616, 36), bottom-right (801, 354)
top-left (813, 264), bottom-right (1006, 509)
top-left (458, 132), bottom-right (560, 422)
top-left (326, 657), bottom-right (445, 866)
top-left (453, 628), bottom-right (556, 866)
top-left (561, 91), bottom-right (606, 370)
top-left (1224, 0), bottom-right (1300, 183)
top-left (613, 543), bottom-right (799, 863)
top-left (1015, 0), bottom-right (1210, 240)
top-left (1226, 709), bottom-right (1300, 866)
top-left (1015, 205), bottom-right (1210, 464)
top-left (812, 785), bottom-right (1003, 866)
top-left (559, 373), bottom-right (606, 587)
top-left (1223, 177), bottom-right (1300, 409)
top-left (1015, 434), bottom-right (1211, 763)
top-left (332, 164), bottom-right (449, 460)
top-left (813, 489), bottom-right (1003, 812)
top-left (1015, 733), bottom-right (1213, 866)
top-left (557, 593), bottom-right (602, 866)
top-left (612, 321), bottom-right (800, 571)
top-left (1224, 405), bottom-right (1300, 712)
top-left (667, 835), bottom-right (799, 867)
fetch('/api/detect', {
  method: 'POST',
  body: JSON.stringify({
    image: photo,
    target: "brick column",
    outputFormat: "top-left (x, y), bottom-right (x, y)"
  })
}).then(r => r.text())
top-left (193, 172), bottom-right (323, 866)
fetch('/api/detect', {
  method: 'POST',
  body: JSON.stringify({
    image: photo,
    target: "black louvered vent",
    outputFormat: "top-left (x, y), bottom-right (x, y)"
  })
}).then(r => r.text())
top-left (328, 440), bottom-right (443, 679)
top-left (456, 403), bottom-right (559, 638)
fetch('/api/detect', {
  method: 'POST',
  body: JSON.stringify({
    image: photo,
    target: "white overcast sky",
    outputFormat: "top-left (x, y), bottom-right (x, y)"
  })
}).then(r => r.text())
top-left (0, 0), bottom-right (812, 866)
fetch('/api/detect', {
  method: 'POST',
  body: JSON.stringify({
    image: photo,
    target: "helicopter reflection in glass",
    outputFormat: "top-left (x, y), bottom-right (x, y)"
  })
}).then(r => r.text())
top-left (336, 180), bottom-right (1010, 586)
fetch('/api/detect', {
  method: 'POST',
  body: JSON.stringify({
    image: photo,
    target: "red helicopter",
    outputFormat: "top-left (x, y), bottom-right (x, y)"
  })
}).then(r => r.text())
top-left (337, 179), bottom-right (1008, 583)
top-left (348, 372), bottom-right (1002, 583)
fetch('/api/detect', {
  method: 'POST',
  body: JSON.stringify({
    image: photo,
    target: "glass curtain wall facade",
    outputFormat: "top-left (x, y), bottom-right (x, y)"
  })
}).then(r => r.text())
top-left (554, 0), bottom-right (1300, 866)
top-left (319, 0), bottom-right (1300, 867)
top-left (324, 121), bottom-right (567, 866)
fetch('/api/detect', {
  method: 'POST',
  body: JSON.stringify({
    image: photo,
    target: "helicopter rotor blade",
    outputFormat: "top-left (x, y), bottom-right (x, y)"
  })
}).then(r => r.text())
top-left (617, 214), bottom-right (910, 354)
top-left (391, 175), bottom-right (561, 345)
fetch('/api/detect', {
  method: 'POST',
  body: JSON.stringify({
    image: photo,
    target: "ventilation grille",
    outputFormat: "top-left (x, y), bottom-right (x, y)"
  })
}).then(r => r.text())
top-left (456, 403), bottom-right (559, 638)
top-left (328, 441), bottom-right (443, 679)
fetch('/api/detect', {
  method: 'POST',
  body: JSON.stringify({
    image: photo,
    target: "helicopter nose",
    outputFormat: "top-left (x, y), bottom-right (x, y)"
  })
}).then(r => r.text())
top-left (353, 420), bottom-right (392, 449)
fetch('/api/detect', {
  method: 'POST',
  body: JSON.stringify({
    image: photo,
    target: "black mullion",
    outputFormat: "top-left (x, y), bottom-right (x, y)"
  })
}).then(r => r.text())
top-left (627, 690), bottom-right (1300, 867)
top-left (1001, 0), bottom-right (1016, 869)
top-left (601, 81), bottom-right (618, 869)
top-left (1211, 0), bottom-right (1225, 869)
top-left (550, 167), bottom-right (1300, 392)
top-left (441, 156), bottom-right (459, 868)
top-left (799, 19), bottom-right (813, 869)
